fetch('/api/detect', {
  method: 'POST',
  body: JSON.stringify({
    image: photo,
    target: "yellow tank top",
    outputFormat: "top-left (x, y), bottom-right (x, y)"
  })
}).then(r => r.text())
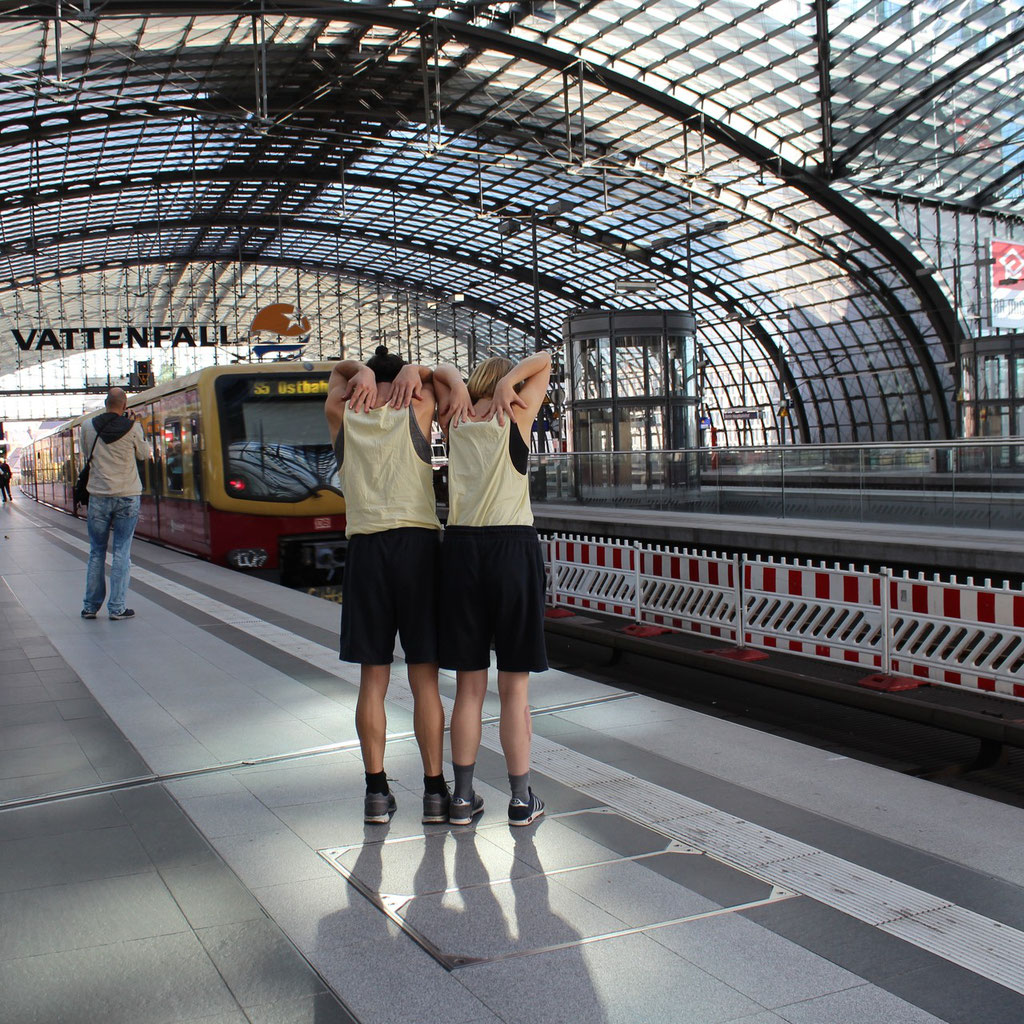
top-left (448, 417), bottom-right (533, 527)
top-left (336, 406), bottom-right (440, 538)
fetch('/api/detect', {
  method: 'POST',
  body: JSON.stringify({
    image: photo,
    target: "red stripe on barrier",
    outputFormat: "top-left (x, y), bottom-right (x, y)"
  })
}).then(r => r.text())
top-left (816, 644), bottom-right (829, 657)
top-left (611, 547), bottom-right (620, 569)
top-left (978, 677), bottom-right (996, 692)
top-left (913, 664), bottom-right (929, 677)
top-left (1014, 684), bottom-right (1024, 698)
top-left (978, 592), bottom-right (995, 623)
top-left (816, 573), bottom-right (830, 599)
top-left (913, 585), bottom-right (928, 614)
top-left (763, 566), bottom-right (776, 592)
top-left (844, 576), bottom-right (859, 603)
top-left (709, 561), bottom-right (719, 586)
top-left (789, 570), bottom-right (803, 596)
top-left (652, 554), bottom-right (662, 577)
top-left (844, 651), bottom-right (859, 662)
top-left (689, 560), bottom-right (700, 582)
top-left (763, 636), bottom-right (777, 647)
top-left (943, 588), bottom-right (960, 619)
top-left (1015, 595), bottom-right (1024, 627)
top-left (944, 670), bottom-right (961, 684)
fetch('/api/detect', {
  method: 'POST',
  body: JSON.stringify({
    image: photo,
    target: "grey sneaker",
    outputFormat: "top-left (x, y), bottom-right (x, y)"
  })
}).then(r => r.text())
top-left (422, 787), bottom-right (451, 825)
top-left (508, 789), bottom-right (544, 827)
top-left (109, 608), bottom-right (135, 620)
top-left (364, 790), bottom-right (396, 824)
top-left (449, 792), bottom-right (484, 826)
top-left (81, 609), bottom-right (97, 619)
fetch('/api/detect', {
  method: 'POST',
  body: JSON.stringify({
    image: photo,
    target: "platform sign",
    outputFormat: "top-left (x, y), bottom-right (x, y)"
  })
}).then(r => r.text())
top-left (699, 415), bottom-right (712, 428)
top-left (991, 239), bottom-right (1024, 329)
top-left (723, 407), bottom-right (763, 421)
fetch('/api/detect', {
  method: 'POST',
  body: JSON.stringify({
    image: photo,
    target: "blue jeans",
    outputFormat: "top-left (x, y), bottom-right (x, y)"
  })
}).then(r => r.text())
top-left (84, 496), bottom-right (140, 615)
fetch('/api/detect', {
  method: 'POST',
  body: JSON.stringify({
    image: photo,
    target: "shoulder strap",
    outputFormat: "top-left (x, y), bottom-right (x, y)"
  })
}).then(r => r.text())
top-left (85, 425), bottom-right (103, 464)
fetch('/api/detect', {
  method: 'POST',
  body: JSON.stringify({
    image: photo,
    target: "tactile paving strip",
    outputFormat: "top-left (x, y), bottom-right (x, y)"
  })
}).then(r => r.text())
top-left (57, 531), bottom-right (1024, 996)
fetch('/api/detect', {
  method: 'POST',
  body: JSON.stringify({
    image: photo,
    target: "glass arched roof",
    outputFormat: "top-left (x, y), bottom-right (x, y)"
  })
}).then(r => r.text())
top-left (0, 0), bottom-right (1021, 442)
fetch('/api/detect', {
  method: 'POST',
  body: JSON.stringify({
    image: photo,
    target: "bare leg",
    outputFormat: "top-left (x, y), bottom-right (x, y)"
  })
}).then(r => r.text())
top-left (407, 662), bottom-right (444, 776)
top-left (355, 664), bottom-right (390, 773)
top-left (450, 669), bottom-right (488, 766)
top-left (497, 671), bottom-right (532, 775)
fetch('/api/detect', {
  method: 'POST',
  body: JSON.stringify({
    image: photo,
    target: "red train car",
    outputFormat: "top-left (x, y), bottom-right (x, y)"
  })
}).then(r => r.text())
top-left (21, 363), bottom-right (347, 585)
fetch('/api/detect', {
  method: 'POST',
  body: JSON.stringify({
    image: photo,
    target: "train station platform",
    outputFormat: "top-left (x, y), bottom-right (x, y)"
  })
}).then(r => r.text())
top-left (3, 498), bottom-right (1024, 1024)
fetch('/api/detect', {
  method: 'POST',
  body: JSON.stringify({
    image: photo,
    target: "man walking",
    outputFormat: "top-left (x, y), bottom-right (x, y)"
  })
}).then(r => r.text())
top-left (80, 388), bottom-right (150, 621)
top-left (0, 457), bottom-right (12, 502)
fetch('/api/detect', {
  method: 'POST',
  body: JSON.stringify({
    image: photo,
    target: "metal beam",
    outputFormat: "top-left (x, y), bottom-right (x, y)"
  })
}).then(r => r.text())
top-left (833, 24), bottom-right (1024, 179)
top-left (813, 0), bottom-right (833, 180)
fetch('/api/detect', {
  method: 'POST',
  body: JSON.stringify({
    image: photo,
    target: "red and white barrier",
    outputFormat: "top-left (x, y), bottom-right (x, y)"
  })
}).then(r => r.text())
top-left (543, 533), bottom-right (1024, 704)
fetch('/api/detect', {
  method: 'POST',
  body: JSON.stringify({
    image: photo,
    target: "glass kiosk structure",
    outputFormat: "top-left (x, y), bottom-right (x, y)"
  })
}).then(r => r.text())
top-left (563, 309), bottom-right (699, 499)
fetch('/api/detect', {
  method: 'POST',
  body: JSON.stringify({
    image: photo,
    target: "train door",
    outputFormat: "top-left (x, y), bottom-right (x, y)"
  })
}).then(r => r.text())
top-left (136, 403), bottom-right (161, 540)
top-left (187, 400), bottom-right (210, 551)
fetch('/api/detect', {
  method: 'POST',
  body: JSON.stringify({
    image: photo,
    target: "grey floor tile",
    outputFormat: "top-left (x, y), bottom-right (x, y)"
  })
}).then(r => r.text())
top-left (180, 790), bottom-right (288, 838)
top-left (0, 741), bottom-right (95, 780)
top-left (208, 828), bottom-right (337, 888)
top-left (742, 898), bottom-right (944, 983)
top-left (0, 792), bottom-right (127, 841)
top-left (0, 932), bottom-right (242, 1024)
top-left (0, 719), bottom-right (75, 751)
top-left (650, 913), bottom-right (865, 1009)
top-left (0, 871), bottom-right (190, 960)
top-left (0, 702), bottom-right (65, 726)
top-left (0, 765), bottom-right (103, 802)
top-left (244, 992), bottom-right (359, 1024)
top-left (882, 961), bottom-right (1024, 1024)
top-left (460, 932), bottom-right (762, 1024)
top-left (114, 785), bottom-right (189, 825)
top-left (159, 859), bottom-right (265, 929)
top-left (57, 697), bottom-right (107, 719)
top-left (233, 761), bottom-right (364, 809)
top-left (310, 933), bottom-right (491, 1024)
top-left (0, 823), bottom-right (153, 892)
top-left (197, 918), bottom-right (327, 1008)
top-left (554, 857), bottom-right (720, 927)
top-left (775, 983), bottom-right (951, 1024)
top-left (405, 872), bottom-right (629, 960)
top-left (647, 848), bottom-right (773, 907)
top-left (555, 807), bottom-right (673, 857)
top-left (132, 818), bottom-right (223, 869)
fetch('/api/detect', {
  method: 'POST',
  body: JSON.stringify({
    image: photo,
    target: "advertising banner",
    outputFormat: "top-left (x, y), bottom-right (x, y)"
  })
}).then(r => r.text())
top-left (991, 239), bottom-right (1024, 329)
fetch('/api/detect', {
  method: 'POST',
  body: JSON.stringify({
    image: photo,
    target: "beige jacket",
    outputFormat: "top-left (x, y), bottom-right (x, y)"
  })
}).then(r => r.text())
top-left (80, 415), bottom-right (150, 497)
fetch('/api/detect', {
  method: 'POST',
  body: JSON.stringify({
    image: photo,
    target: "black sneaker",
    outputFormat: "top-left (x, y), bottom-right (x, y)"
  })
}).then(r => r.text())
top-left (81, 609), bottom-right (98, 619)
top-left (422, 786), bottom-right (451, 825)
top-left (449, 792), bottom-right (484, 826)
top-left (508, 788), bottom-right (544, 827)
top-left (364, 790), bottom-right (396, 824)
top-left (109, 609), bottom-right (135, 620)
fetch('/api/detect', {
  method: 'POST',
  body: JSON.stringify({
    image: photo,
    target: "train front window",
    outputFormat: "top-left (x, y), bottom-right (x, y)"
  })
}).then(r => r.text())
top-left (217, 376), bottom-right (338, 502)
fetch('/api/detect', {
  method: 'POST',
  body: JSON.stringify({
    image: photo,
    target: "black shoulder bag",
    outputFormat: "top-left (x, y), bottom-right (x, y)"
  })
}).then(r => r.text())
top-left (73, 429), bottom-right (103, 508)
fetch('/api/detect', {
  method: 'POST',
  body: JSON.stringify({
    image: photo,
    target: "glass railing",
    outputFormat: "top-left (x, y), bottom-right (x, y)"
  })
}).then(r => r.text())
top-left (528, 439), bottom-right (1024, 530)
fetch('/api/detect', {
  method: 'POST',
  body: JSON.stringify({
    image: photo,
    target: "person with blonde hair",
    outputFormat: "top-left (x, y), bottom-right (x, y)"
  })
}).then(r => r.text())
top-left (434, 349), bottom-right (552, 826)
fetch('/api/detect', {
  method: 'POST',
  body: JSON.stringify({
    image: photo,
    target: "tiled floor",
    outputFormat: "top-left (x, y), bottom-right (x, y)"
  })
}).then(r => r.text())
top-left (3, 499), bottom-right (1024, 1024)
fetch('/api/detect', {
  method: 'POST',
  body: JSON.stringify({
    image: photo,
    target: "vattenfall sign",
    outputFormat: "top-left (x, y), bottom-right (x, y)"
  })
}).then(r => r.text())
top-left (8, 324), bottom-right (236, 351)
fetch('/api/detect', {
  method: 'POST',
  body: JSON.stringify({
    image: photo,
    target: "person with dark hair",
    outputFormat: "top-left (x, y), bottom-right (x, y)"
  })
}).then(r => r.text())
top-left (325, 347), bottom-right (469, 824)
top-left (433, 350), bottom-right (552, 827)
top-left (0, 457), bottom-right (12, 502)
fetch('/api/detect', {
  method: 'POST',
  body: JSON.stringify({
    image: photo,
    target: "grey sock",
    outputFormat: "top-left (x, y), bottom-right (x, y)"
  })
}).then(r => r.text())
top-left (453, 762), bottom-right (476, 804)
top-left (509, 772), bottom-right (530, 804)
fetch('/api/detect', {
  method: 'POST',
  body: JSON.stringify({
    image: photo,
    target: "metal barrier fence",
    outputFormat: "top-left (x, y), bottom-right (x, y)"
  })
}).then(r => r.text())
top-left (543, 534), bottom-right (1024, 703)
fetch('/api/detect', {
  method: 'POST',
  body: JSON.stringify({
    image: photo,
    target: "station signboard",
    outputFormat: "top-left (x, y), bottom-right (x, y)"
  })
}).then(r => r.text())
top-left (991, 239), bottom-right (1024, 329)
top-left (723, 407), bottom-right (763, 421)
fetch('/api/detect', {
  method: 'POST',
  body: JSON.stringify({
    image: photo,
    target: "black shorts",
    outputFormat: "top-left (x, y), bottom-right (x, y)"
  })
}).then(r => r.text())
top-left (439, 526), bottom-right (548, 674)
top-left (340, 528), bottom-right (440, 665)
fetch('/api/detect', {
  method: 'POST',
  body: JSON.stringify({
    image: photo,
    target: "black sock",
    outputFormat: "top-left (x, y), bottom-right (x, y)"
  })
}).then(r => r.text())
top-left (453, 762), bottom-right (476, 803)
top-left (365, 770), bottom-right (389, 795)
top-left (509, 771), bottom-right (530, 804)
top-left (423, 773), bottom-right (448, 796)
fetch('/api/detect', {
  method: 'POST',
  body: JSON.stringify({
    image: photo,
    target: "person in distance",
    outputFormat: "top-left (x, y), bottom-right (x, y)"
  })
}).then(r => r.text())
top-left (433, 350), bottom-right (552, 827)
top-left (325, 346), bottom-right (469, 825)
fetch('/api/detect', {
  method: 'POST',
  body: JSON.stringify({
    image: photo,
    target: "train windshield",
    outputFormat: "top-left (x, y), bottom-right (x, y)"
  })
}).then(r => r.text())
top-left (216, 375), bottom-right (339, 501)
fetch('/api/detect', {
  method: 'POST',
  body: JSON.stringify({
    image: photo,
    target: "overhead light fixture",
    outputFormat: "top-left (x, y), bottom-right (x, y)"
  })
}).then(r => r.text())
top-left (451, 293), bottom-right (466, 303)
top-left (614, 279), bottom-right (660, 293)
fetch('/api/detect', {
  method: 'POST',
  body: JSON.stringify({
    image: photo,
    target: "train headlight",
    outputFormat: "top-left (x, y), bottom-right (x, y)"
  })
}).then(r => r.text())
top-left (227, 548), bottom-right (269, 569)
top-left (227, 477), bottom-right (248, 493)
